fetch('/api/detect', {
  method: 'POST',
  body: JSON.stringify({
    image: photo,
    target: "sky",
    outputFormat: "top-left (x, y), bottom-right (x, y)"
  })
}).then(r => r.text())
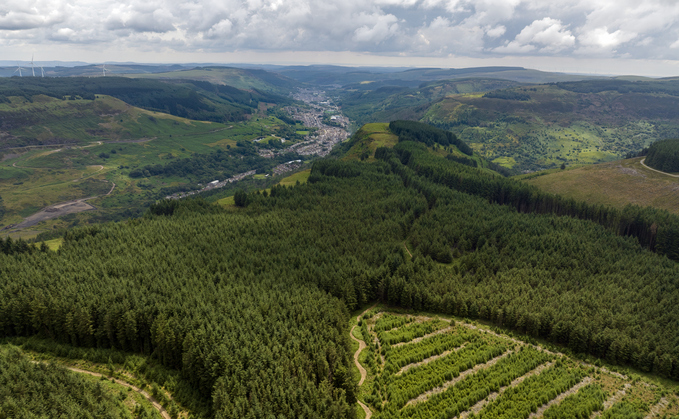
top-left (3, 0), bottom-right (679, 76)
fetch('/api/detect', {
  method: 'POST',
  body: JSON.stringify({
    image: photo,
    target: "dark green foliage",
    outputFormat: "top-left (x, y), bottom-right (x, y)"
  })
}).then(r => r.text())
top-left (0, 236), bottom-right (37, 256)
top-left (644, 138), bottom-right (679, 173)
top-left (4, 151), bottom-right (679, 416)
top-left (389, 120), bottom-right (474, 155)
top-left (233, 190), bottom-right (248, 207)
top-left (0, 345), bottom-right (130, 419)
top-left (378, 141), bottom-right (679, 262)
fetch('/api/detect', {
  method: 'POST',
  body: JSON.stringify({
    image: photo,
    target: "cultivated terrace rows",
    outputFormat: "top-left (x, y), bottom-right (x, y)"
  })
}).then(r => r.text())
top-left (353, 309), bottom-right (679, 419)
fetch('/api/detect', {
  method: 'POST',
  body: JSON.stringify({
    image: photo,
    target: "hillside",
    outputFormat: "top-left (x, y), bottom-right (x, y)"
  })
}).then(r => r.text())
top-left (0, 77), bottom-right (291, 133)
top-left (125, 66), bottom-right (299, 95)
top-left (519, 157), bottom-right (679, 215)
top-left (0, 92), bottom-right (311, 234)
top-left (3, 147), bottom-right (679, 417)
top-left (338, 78), bottom-right (679, 172)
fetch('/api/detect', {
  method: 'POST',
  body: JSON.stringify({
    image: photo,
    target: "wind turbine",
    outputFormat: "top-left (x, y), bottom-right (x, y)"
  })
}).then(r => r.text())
top-left (29, 54), bottom-right (35, 77)
top-left (101, 63), bottom-right (108, 77)
top-left (13, 62), bottom-right (23, 77)
top-left (40, 65), bottom-right (45, 77)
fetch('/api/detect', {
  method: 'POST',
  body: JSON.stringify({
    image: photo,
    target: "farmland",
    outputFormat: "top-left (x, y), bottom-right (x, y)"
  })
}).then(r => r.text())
top-left (354, 308), bottom-right (679, 419)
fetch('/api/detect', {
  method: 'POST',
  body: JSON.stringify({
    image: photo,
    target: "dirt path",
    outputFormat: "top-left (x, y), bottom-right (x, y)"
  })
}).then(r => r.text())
top-left (529, 376), bottom-right (592, 418)
top-left (106, 181), bottom-right (116, 195)
top-left (352, 305), bottom-right (377, 419)
top-left (358, 400), bottom-right (372, 419)
top-left (350, 325), bottom-right (368, 386)
top-left (640, 158), bottom-right (679, 178)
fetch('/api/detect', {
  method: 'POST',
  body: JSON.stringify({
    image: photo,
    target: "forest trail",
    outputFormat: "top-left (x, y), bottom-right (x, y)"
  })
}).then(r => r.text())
top-left (640, 158), bottom-right (679, 178)
top-left (358, 400), bottom-right (372, 419)
top-left (350, 325), bottom-right (367, 386)
top-left (352, 305), bottom-right (377, 419)
top-left (34, 363), bottom-right (171, 419)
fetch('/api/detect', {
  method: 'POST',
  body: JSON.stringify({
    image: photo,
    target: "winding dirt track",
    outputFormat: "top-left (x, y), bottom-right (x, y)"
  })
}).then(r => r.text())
top-left (350, 325), bottom-right (367, 386)
top-left (352, 305), bottom-right (377, 419)
top-left (640, 158), bottom-right (679, 178)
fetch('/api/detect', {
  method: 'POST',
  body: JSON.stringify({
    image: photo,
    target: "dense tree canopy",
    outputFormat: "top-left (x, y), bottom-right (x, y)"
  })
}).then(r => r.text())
top-left (644, 138), bottom-right (679, 173)
top-left (2, 145), bottom-right (679, 417)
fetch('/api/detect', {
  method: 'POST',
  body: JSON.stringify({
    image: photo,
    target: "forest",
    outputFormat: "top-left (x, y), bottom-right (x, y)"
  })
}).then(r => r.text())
top-left (3, 121), bottom-right (679, 416)
top-left (644, 138), bottom-right (679, 173)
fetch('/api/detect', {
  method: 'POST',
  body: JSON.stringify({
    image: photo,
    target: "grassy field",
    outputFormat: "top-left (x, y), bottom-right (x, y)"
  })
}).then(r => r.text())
top-left (518, 157), bottom-right (679, 214)
top-left (343, 122), bottom-right (399, 161)
top-left (353, 308), bottom-right (679, 419)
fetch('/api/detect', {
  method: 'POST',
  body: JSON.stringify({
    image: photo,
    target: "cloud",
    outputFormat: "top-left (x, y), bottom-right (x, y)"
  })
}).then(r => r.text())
top-left (495, 17), bottom-right (574, 54)
top-left (2, 0), bottom-right (679, 62)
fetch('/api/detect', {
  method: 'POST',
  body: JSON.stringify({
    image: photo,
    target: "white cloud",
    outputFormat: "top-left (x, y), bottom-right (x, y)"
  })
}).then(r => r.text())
top-left (495, 17), bottom-right (574, 54)
top-left (353, 13), bottom-right (399, 44)
top-left (578, 27), bottom-right (636, 49)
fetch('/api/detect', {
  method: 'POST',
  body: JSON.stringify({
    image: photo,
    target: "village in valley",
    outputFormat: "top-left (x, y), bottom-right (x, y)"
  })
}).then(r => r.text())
top-left (167, 88), bottom-right (350, 200)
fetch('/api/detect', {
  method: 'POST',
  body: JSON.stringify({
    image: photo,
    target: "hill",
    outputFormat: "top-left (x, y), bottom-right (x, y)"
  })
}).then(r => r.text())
top-left (0, 90), bottom-right (311, 234)
top-left (125, 66), bottom-right (299, 95)
top-left (645, 138), bottom-right (679, 173)
top-left (0, 77), bottom-right (291, 133)
top-left (337, 78), bottom-right (679, 172)
top-left (3, 148), bottom-right (679, 417)
top-left (519, 157), bottom-right (679, 215)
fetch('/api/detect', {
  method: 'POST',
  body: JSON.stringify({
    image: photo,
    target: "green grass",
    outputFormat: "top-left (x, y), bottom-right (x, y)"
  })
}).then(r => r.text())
top-left (519, 157), bottom-right (679, 215)
top-left (344, 122), bottom-right (398, 161)
top-left (42, 238), bottom-right (64, 251)
top-left (278, 169), bottom-right (311, 186)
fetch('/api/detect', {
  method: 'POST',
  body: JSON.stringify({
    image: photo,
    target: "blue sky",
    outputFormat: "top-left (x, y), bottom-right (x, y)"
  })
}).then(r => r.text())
top-left (3, 0), bottom-right (679, 76)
